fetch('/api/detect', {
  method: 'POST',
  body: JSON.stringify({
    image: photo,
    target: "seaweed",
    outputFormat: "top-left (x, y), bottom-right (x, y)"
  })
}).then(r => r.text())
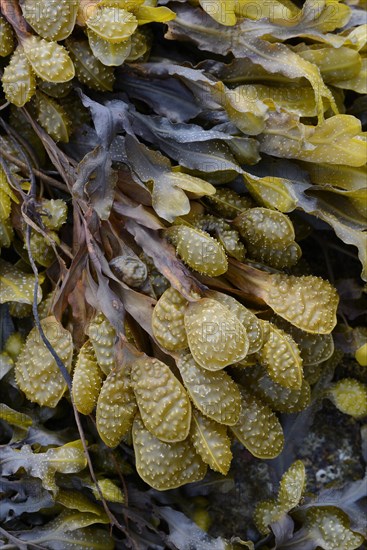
top-left (0, 0), bottom-right (366, 546)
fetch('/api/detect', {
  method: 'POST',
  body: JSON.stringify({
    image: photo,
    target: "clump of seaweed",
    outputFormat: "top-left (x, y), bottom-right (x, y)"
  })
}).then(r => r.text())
top-left (254, 460), bottom-right (366, 550)
top-left (0, 0), bottom-right (366, 547)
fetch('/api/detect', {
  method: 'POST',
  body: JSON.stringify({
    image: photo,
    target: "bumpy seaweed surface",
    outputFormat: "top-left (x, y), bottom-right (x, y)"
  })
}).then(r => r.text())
top-left (0, 0), bottom-right (366, 548)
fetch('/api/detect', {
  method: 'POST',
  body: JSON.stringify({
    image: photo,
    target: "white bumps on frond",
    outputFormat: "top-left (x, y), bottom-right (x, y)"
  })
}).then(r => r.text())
top-left (243, 364), bottom-right (311, 414)
top-left (0, 16), bottom-right (15, 57)
top-left (22, 0), bottom-right (79, 41)
top-left (86, 313), bottom-right (116, 375)
top-left (27, 230), bottom-right (59, 267)
top-left (230, 388), bottom-right (284, 459)
top-left (0, 218), bottom-right (13, 249)
top-left (274, 317), bottom-right (334, 366)
top-left (236, 208), bottom-right (296, 247)
top-left (278, 460), bottom-right (306, 510)
top-left (208, 291), bottom-right (263, 354)
top-left (235, 208), bottom-right (301, 268)
top-left (257, 321), bottom-right (303, 390)
top-left (86, 6), bottom-right (138, 43)
top-left (152, 287), bottom-right (188, 351)
top-left (126, 28), bottom-right (149, 61)
top-left (0, 189), bottom-right (11, 222)
top-left (168, 225), bottom-right (228, 277)
top-left (328, 378), bottom-right (367, 419)
top-left (37, 80), bottom-right (73, 99)
top-left (66, 38), bottom-right (115, 91)
top-left (177, 352), bottom-right (241, 425)
top-left (254, 498), bottom-right (281, 535)
top-left (305, 508), bottom-right (364, 550)
top-left (2, 47), bottom-right (36, 107)
top-left (15, 317), bottom-right (73, 407)
top-left (193, 214), bottom-right (245, 261)
top-left (0, 258), bottom-right (42, 305)
top-left (131, 356), bottom-right (191, 442)
top-left (96, 367), bottom-right (137, 447)
top-left (132, 414), bottom-right (207, 491)
top-left (254, 460), bottom-right (306, 534)
top-left (22, 35), bottom-right (75, 83)
top-left (8, 301), bottom-right (32, 318)
top-left (34, 92), bottom-right (71, 143)
top-left (266, 274), bottom-right (339, 334)
top-left (72, 341), bottom-right (103, 415)
top-left (206, 188), bottom-right (253, 219)
top-left (87, 30), bottom-right (132, 66)
top-left (184, 298), bottom-right (249, 370)
top-left (40, 199), bottom-right (68, 231)
top-left (190, 409), bottom-right (232, 475)
top-left (250, 241), bottom-right (301, 269)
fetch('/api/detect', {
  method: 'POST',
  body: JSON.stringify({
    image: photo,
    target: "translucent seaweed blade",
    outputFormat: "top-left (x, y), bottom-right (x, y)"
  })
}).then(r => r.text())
top-left (135, 5), bottom-right (176, 25)
top-left (199, 0), bottom-right (237, 26)
top-left (166, 5), bottom-right (338, 120)
top-left (87, 31), bottom-right (132, 66)
top-left (242, 171), bottom-right (298, 213)
top-left (305, 508), bottom-right (364, 550)
top-left (0, 441), bottom-right (87, 495)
